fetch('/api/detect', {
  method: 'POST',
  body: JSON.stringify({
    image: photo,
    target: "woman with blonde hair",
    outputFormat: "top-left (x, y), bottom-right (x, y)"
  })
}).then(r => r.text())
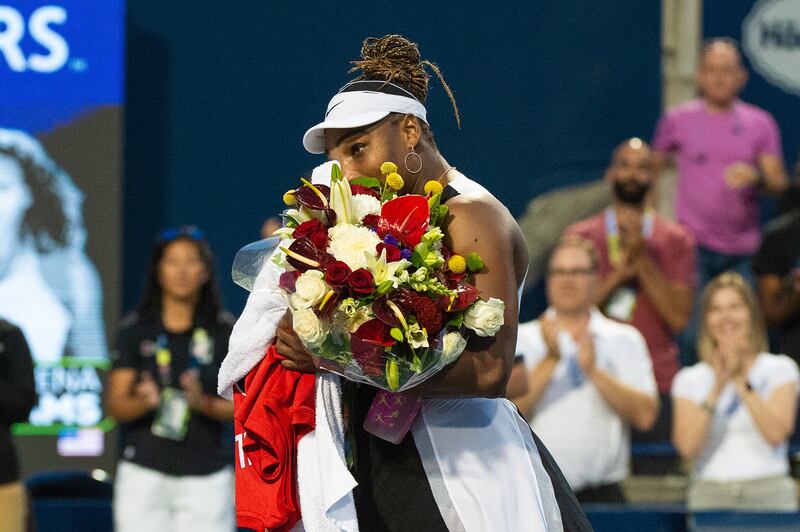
top-left (671, 271), bottom-right (800, 510)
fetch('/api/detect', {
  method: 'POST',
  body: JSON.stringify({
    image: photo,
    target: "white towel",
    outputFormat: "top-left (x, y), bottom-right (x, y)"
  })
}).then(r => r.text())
top-left (217, 256), bottom-right (287, 400)
top-left (218, 159), bottom-right (335, 399)
top-left (297, 373), bottom-right (359, 532)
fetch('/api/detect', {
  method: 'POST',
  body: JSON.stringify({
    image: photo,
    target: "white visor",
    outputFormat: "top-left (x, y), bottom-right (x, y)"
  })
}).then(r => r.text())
top-left (303, 81), bottom-right (427, 154)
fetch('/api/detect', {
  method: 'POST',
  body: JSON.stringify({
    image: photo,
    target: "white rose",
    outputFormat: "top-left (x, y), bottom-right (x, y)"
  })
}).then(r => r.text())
top-left (441, 331), bottom-right (467, 363)
top-left (293, 309), bottom-right (328, 349)
top-left (464, 298), bottom-right (505, 337)
top-left (290, 270), bottom-right (329, 309)
top-left (352, 194), bottom-right (382, 222)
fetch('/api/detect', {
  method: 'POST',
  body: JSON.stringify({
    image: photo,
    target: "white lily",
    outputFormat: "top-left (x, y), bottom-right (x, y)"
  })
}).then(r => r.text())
top-left (369, 248), bottom-right (410, 287)
top-left (329, 164), bottom-right (356, 225)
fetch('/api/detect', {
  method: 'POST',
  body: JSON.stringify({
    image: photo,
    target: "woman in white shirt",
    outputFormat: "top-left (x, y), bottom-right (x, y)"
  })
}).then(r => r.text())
top-left (672, 271), bottom-right (800, 510)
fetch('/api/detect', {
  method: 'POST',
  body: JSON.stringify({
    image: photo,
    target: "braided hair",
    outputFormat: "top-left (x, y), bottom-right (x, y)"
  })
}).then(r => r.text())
top-left (349, 34), bottom-right (461, 143)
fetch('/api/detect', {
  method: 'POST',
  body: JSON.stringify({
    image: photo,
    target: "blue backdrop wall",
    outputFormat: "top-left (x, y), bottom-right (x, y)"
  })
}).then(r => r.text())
top-left (123, 1), bottom-right (662, 316)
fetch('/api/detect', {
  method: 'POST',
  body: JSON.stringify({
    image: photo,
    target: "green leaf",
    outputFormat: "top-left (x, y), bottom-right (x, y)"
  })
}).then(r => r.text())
top-left (414, 242), bottom-right (429, 256)
top-left (331, 162), bottom-right (343, 182)
top-left (431, 204), bottom-right (449, 226)
top-left (280, 213), bottom-right (300, 227)
top-left (350, 176), bottom-right (382, 189)
top-left (428, 191), bottom-right (442, 211)
top-left (447, 314), bottom-right (464, 328)
top-left (410, 252), bottom-right (423, 268)
top-left (467, 252), bottom-right (485, 272)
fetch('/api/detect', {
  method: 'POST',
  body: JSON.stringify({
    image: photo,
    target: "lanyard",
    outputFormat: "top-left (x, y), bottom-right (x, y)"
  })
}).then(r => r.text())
top-left (604, 207), bottom-right (654, 265)
top-left (153, 327), bottom-right (212, 387)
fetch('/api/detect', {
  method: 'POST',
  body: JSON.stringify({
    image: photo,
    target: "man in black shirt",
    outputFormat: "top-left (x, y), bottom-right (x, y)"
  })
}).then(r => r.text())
top-left (754, 208), bottom-right (800, 365)
top-left (0, 319), bottom-right (37, 532)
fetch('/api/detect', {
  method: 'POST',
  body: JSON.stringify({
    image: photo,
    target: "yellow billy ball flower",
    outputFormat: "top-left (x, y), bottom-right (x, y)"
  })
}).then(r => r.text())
top-left (424, 180), bottom-right (443, 195)
top-left (283, 190), bottom-right (296, 206)
top-left (380, 161), bottom-right (398, 175)
top-left (448, 254), bottom-right (466, 274)
top-left (386, 172), bottom-right (404, 190)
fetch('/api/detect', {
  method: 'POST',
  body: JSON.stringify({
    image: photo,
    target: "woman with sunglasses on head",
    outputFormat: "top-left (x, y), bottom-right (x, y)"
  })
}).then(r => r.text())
top-left (107, 226), bottom-right (235, 532)
top-left (272, 35), bottom-right (591, 532)
top-left (672, 272), bottom-right (800, 511)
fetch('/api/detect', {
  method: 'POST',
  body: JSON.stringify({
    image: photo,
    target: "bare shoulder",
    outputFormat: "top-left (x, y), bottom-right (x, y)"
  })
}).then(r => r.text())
top-left (442, 177), bottom-right (528, 282)
top-left (445, 185), bottom-right (520, 238)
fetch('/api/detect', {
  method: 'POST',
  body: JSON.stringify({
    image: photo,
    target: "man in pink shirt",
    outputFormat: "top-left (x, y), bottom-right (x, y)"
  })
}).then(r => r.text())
top-left (652, 38), bottom-right (788, 364)
top-left (567, 138), bottom-right (696, 472)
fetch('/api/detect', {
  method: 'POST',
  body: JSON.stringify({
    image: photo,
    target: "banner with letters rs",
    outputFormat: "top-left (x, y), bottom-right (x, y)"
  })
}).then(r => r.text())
top-left (0, 1), bottom-right (124, 474)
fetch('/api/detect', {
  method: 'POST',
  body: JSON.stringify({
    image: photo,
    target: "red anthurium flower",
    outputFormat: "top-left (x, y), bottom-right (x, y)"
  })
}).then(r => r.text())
top-left (350, 184), bottom-right (380, 199)
top-left (378, 195), bottom-right (430, 247)
top-left (294, 183), bottom-right (330, 210)
top-left (348, 268), bottom-right (375, 296)
top-left (376, 243), bottom-right (402, 262)
top-left (352, 318), bottom-right (395, 346)
top-left (438, 283), bottom-right (480, 312)
top-left (351, 319), bottom-right (395, 376)
top-left (324, 260), bottom-right (351, 287)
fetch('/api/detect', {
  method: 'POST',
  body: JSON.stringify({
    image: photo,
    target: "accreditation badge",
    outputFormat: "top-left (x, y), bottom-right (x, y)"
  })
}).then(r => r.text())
top-left (605, 287), bottom-right (637, 322)
top-left (151, 387), bottom-right (191, 441)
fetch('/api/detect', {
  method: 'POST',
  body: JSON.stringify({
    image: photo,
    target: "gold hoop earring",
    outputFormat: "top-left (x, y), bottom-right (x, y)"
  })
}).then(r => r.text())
top-left (404, 146), bottom-right (423, 174)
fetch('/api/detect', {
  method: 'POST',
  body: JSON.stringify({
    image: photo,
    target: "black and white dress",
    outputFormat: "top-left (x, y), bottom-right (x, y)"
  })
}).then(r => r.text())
top-left (347, 175), bottom-right (591, 532)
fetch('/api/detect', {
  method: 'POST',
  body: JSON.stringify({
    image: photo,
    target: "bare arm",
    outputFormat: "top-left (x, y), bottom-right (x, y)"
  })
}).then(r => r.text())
top-left (179, 371), bottom-right (234, 422)
top-left (736, 378), bottom-right (797, 446)
top-left (758, 275), bottom-right (800, 326)
top-left (576, 331), bottom-right (658, 430)
top-left (505, 359), bottom-right (528, 399)
top-left (633, 255), bottom-right (693, 332)
top-left (758, 154), bottom-right (789, 195)
top-left (588, 367), bottom-right (659, 430)
top-left (106, 369), bottom-right (159, 423)
top-left (672, 397), bottom-right (716, 459)
top-left (414, 196), bottom-right (527, 398)
top-left (594, 266), bottom-right (634, 308)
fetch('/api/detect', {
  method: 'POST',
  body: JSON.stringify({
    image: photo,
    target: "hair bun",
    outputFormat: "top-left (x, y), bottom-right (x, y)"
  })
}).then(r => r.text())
top-left (349, 34), bottom-right (461, 128)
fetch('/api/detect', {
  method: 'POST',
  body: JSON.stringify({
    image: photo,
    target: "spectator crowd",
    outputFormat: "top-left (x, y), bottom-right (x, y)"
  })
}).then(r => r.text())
top-left (510, 38), bottom-right (800, 512)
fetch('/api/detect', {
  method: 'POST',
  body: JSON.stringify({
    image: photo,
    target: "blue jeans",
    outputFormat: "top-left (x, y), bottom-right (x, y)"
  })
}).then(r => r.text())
top-left (678, 246), bottom-right (755, 367)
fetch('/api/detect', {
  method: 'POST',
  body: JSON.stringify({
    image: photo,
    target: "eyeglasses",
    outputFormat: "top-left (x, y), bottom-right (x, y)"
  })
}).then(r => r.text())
top-left (158, 225), bottom-right (205, 242)
top-left (548, 267), bottom-right (595, 277)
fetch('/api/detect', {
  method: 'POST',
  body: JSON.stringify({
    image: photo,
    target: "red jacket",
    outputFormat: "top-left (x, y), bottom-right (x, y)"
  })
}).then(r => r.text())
top-left (233, 344), bottom-right (316, 532)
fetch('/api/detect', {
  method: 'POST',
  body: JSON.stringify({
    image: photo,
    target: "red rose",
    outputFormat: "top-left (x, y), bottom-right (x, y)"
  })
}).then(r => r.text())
top-left (376, 243), bottom-right (402, 262)
top-left (362, 214), bottom-right (380, 227)
top-left (310, 231), bottom-right (328, 250)
top-left (348, 268), bottom-right (375, 295)
top-left (293, 219), bottom-right (324, 238)
top-left (294, 219), bottom-right (329, 250)
top-left (324, 260), bottom-right (352, 287)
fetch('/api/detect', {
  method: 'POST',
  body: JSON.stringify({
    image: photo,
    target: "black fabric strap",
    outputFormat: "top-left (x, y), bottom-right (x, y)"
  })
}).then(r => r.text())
top-left (440, 184), bottom-right (460, 205)
top-left (338, 79), bottom-right (420, 101)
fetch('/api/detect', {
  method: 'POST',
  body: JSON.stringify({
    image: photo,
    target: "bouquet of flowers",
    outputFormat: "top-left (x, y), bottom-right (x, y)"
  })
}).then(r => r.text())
top-left (272, 162), bottom-right (505, 392)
